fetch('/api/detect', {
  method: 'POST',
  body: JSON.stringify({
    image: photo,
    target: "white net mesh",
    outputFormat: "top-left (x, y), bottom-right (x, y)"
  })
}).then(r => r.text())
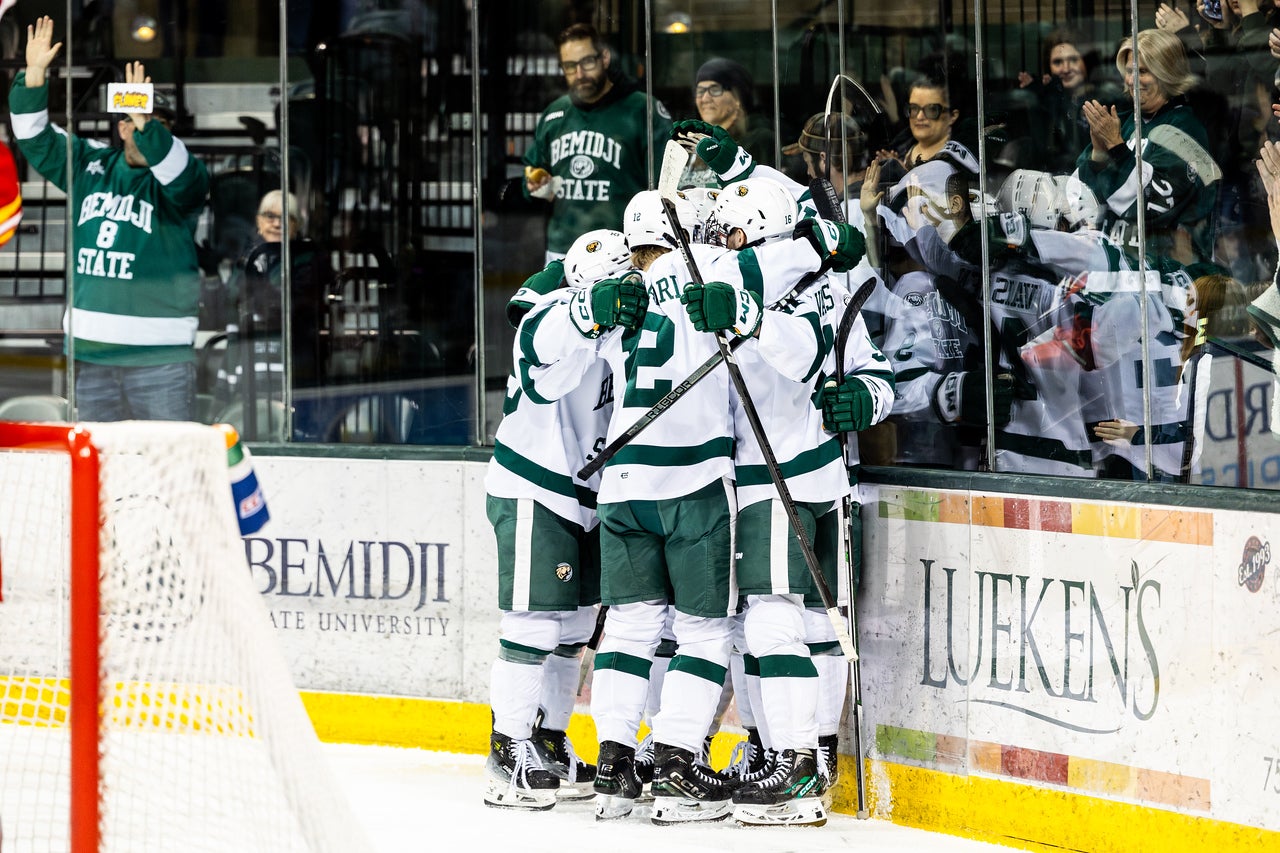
top-left (0, 421), bottom-right (371, 853)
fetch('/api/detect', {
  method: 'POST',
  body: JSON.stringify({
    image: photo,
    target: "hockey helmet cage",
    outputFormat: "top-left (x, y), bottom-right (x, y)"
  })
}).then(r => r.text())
top-left (564, 228), bottom-right (632, 289)
top-left (623, 190), bottom-right (697, 252)
top-left (705, 178), bottom-right (799, 248)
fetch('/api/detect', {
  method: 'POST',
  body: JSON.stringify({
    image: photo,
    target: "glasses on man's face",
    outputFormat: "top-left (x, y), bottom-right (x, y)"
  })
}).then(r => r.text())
top-left (906, 103), bottom-right (949, 120)
top-left (258, 211), bottom-right (283, 223)
top-left (560, 53), bottom-right (601, 75)
top-left (694, 83), bottom-right (726, 99)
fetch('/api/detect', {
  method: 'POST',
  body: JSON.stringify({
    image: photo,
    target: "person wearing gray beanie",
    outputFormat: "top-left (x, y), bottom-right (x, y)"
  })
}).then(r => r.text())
top-left (683, 57), bottom-right (774, 186)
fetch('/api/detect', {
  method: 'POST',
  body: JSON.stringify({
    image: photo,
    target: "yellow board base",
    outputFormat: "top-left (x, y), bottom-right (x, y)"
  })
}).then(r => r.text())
top-left (300, 691), bottom-right (1279, 852)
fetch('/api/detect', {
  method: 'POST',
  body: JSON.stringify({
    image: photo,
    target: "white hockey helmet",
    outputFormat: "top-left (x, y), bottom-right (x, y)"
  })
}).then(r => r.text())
top-left (705, 178), bottom-right (799, 248)
top-left (678, 186), bottom-right (719, 223)
top-left (623, 190), bottom-right (698, 252)
top-left (998, 169), bottom-right (1063, 230)
top-left (1054, 174), bottom-right (1103, 231)
top-left (563, 228), bottom-right (632, 289)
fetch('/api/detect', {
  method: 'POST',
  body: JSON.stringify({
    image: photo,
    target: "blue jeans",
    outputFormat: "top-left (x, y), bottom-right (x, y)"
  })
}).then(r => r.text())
top-left (74, 361), bottom-right (197, 422)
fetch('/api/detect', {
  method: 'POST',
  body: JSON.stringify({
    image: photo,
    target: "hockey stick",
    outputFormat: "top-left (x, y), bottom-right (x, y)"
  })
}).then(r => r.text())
top-left (813, 121), bottom-right (872, 816)
top-left (659, 191), bottom-right (857, 662)
top-left (576, 605), bottom-right (608, 697)
top-left (576, 269), bottom-right (836, 481)
top-left (578, 141), bottom-right (822, 480)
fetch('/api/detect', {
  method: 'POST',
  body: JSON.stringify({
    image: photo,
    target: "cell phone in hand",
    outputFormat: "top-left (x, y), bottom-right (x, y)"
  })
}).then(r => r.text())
top-left (1203, 0), bottom-right (1223, 21)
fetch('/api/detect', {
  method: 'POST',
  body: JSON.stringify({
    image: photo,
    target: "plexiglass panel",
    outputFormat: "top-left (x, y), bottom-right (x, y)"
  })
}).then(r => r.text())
top-left (0, 0), bottom-right (1273, 480)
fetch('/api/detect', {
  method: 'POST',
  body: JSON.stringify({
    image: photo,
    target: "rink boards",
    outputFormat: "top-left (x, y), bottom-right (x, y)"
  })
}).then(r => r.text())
top-left (242, 455), bottom-right (1280, 851)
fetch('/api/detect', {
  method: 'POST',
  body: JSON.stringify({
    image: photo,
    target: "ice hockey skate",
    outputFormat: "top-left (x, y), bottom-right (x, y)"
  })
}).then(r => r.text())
top-left (732, 747), bottom-right (827, 827)
top-left (593, 740), bottom-right (642, 820)
top-left (817, 733), bottom-right (840, 796)
top-left (725, 727), bottom-right (775, 785)
top-left (483, 731), bottom-right (560, 811)
top-left (531, 717), bottom-right (596, 801)
top-left (649, 743), bottom-right (738, 825)
top-left (634, 733), bottom-right (656, 803)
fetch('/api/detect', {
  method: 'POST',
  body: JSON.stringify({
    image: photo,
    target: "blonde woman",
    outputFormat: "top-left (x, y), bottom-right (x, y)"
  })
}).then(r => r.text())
top-left (1074, 29), bottom-right (1220, 264)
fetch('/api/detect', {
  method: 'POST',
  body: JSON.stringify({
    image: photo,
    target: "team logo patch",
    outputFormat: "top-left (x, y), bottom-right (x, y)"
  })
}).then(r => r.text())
top-left (570, 154), bottom-right (595, 179)
top-left (555, 562), bottom-right (574, 582)
top-left (1238, 536), bottom-right (1271, 593)
top-left (735, 185), bottom-right (750, 197)
top-left (905, 292), bottom-right (925, 307)
top-left (586, 240), bottom-right (601, 253)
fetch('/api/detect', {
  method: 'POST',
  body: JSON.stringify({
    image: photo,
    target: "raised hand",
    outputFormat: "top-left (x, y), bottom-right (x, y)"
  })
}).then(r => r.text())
top-left (671, 119), bottom-right (716, 154)
top-left (1083, 100), bottom-right (1123, 159)
top-left (123, 61), bottom-right (154, 128)
top-left (794, 217), bottom-right (866, 272)
top-left (1155, 2), bottom-right (1190, 30)
top-left (24, 16), bottom-right (62, 88)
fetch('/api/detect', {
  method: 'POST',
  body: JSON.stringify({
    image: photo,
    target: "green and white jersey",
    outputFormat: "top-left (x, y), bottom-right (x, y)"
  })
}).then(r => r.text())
top-left (863, 267), bottom-right (979, 467)
top-left (734, 247), bottom-right (895, 508)
top-left (754, 163), bottom-right (877, 303)
top-left (986, 255), bottom-right (1096, 476)
top-left (1025, 228), bottom-right (1190, 477)
top-left (524, 82), bottom-right (672, 254)
top-left (10, 73), bottom-right (209, 366)
top-left (1071, 98), bottom-right (1220, 263)
top-left (485, 289), bottom-right (613, 529)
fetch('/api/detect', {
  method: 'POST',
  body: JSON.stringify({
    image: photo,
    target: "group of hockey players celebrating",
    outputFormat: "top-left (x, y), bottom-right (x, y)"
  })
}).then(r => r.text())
top-left (482, 69), bottom-right (1250, 824)
top-left (485, 114), bottom-right (891, 827)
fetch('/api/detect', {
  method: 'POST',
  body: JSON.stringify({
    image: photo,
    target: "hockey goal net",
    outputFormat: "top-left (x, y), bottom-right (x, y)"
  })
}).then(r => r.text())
top-left (0, 420), bottom-right (371, 853)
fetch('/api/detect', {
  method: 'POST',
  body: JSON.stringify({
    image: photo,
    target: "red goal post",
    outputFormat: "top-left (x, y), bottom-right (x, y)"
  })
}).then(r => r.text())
top-left (0, 420), bottom-right (371, 853)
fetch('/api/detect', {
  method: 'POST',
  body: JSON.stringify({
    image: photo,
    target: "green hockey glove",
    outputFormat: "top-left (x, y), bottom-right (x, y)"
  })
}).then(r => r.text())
top-left (569, 272), bottom-right (648, 338)
top-left (794, 218), bottom-right (866, 273)
top-left (680, 281), bottom-right (762, 338)
top-left (820, 377), bottom-right (876, 433)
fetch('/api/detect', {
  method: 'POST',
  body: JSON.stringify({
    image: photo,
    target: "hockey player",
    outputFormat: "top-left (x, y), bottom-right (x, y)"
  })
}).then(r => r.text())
top-left (581, 189), bottom-right (743, 825)
top-left (670, 120), bottom-right (882, 796)
top-left (954, 169), bottom-right (1099, 477)
top-left (682, 179), bottom-right (893, 826)
top-left (862, 159), bottom-right (1012, 469)
top-left (1000, 176), bottom-right (1194, 480)
top-left (482, 229), bottom-right (641, 810)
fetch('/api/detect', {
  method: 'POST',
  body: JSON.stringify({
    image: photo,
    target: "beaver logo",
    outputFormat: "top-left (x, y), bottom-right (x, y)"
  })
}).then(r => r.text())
top-left (555, 562), bottom-right (574, 582)
top-left (1239, 536), bottom-right (1270, 593)
top-left (736, 185), bottom-right (750, 197)
top-left (586, 240), bottom-right (601, 253)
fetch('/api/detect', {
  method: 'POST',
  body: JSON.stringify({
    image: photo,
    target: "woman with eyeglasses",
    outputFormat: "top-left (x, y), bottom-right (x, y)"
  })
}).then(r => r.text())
top-left (680, 57), bottom-right (774, 187)
top-left (217, 189), bottom-right (331, 425)
top-left (880, 78), bottom-right (961, 171)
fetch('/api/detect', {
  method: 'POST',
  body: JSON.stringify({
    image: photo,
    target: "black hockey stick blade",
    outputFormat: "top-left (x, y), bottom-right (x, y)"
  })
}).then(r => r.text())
top-left (809, 177), bottom-right (845, 224)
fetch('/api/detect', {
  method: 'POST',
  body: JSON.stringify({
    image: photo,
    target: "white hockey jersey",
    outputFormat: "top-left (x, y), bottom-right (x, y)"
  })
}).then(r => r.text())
top-left (733, 249), bottom-right (895, 508)
top-left (987, 255), bottom-right (1095, 476)
top-left (1025, 229), bottom-right (1190, 478)
top-left (862, 266), bottom-right (980, 468)
top-left (484, 289), bottom-right (614, 528)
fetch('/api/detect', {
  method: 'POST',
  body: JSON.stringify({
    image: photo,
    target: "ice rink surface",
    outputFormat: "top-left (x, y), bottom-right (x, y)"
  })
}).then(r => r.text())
top-left (327, 743), bottom-right (1021, 853)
